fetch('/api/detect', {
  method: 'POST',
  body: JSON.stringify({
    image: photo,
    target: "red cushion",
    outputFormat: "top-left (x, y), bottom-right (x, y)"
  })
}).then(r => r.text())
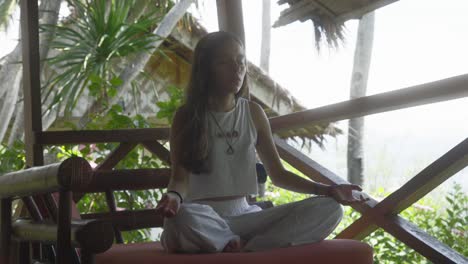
top-left (95, 239), bottom-right (373, 264)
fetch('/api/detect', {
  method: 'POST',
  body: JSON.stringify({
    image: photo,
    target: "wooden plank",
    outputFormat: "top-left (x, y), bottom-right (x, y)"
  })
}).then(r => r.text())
top-left (95, 143), bottom-right (138, 171)
top-left (1, 198), bottom-right (12, 264)
top-left (73, 142), bottom-right (137, 203)
top-left (81, 209), bottom-right (164, 231)
top-left (141, 141), bottom-right (171, 165)
top-left (85, 169), bottom-right (171, 192)
top-left (56, 190), bottom-right (72, 263)
top-left (269, 74), bottom-right (468, 133)
top-left (36, 128), bottom-right (170, 145)
top-left (216, 0), bottom-right (246, 44)
top-left (104, 190), bottom-right (123, 244)
top-left (337, 138), bottom-right (468, 238)
top-left (17, 242), bottom-right (30, 264)
top-left (274, 136), bottom-right (378, 212)
top-left (95, 142), bottom-right (137, 244)
top-left (20, 0), bottom-right (44, 167)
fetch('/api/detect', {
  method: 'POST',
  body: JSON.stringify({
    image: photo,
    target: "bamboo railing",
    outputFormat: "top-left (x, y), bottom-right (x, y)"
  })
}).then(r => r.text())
top-left (3, 74), bottom-right (466, 263)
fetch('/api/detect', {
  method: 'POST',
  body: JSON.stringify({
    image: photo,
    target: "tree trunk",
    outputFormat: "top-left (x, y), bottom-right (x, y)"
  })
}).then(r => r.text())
top-left (0, 0), bottom-right (62, 144)
top-left (260, 0), bottom-right (271, 73)
top-left (347, 12), bottom-right (375, 186)
top-left (78, 0), bottom-right (194, 128)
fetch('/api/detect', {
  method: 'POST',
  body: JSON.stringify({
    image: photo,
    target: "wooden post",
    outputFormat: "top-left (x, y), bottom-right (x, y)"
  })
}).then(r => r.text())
top-left (57, 191), bottom-right (72, 263)
top-left (216, 0), bottom-right (249, 99)
top-left (1, 198), bottom-right (12, 264)
top-left (20, 0), bottom-right (45, 259)
top-left (81, 250), bottom-right (96, 264)
top-left (216, 0), bottom-right (246, 44)
top-left (17, 242), bottom-right (30, 264)
top-left (20, 0), bottom-right (44, 167)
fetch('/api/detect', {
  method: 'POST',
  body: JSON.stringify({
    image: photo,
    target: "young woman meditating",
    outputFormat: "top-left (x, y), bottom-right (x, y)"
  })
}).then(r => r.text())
top-left (155, 31), bottom-right (368, 253)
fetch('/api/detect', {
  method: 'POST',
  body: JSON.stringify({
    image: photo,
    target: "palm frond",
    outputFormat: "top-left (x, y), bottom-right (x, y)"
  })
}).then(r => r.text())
top-left (42, 0), bottom-right (166, 116)
top-left (0, 0), bottom-right (17, 31)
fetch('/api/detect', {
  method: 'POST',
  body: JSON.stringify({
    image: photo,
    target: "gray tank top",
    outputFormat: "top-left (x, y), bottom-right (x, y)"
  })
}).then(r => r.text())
top-left (186, 98), bottom-right (258, 201)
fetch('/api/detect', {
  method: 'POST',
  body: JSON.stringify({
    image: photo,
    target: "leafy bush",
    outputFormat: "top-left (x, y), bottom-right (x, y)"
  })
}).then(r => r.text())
top-left (0, 140), bottom-right (26, 174)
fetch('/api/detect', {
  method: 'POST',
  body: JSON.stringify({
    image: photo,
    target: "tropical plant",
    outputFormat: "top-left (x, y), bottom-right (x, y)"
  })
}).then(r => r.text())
top-left (0, 140), bottom-right (25, 174)
top-left (0, 0), bottom-right (17, 31)
top-left (156, 85), bottom-right (184, 124)
top-left (41, 0), bottom-right (165, 117)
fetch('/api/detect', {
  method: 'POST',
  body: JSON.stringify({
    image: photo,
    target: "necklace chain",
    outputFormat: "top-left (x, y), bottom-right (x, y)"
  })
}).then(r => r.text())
top-left (208, 100), bottom-right (238, 155)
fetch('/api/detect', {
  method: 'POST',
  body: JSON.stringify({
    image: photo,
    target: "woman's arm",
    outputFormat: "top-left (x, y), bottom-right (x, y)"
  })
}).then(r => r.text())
top-left (156, 109), bottom-right (189, 217)
top-left (249, 101), bottom-right (368, 204)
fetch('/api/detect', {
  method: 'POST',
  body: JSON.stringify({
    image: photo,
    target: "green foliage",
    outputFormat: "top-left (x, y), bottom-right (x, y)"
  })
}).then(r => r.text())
top-left (41, 0), bottom-right (164, 116)
top-left (0, 140), bottom-right (25, 175)
top-left (156, 85), bottom-right (184, 124)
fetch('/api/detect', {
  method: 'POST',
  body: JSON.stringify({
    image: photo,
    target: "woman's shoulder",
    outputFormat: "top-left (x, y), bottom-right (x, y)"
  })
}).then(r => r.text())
top-left (245, 99), bottom-right (263, 116)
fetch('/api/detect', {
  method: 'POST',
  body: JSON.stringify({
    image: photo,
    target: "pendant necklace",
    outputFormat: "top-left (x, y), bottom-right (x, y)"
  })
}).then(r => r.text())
top-left (208, 100), bottom-right (239, 155)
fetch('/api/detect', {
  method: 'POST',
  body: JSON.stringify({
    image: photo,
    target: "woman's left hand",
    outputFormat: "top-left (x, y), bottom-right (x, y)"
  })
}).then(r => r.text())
top-left (329, 184), bottom-right (370, 205)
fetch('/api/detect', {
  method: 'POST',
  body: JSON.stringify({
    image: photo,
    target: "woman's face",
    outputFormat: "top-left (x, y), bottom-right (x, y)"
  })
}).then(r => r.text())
top-left (210, 40), bottom-right (247, 96)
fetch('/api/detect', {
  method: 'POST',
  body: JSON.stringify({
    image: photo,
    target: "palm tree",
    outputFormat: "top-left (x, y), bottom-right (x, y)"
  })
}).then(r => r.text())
top-left (260, 0), bottom-right (271, 73)
top-left (1, 0), bottom-right (195, 144)
top-left (347, 12), bottom-right (375, 186)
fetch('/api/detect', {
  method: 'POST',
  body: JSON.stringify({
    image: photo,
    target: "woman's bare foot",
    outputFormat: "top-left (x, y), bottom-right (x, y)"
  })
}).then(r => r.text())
top-left (222, 237), bottom-right (244, 253)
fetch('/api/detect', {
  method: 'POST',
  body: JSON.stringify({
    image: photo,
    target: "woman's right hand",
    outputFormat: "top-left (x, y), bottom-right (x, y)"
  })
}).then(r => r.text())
top-left (155, 193), bottom-right (181, 218)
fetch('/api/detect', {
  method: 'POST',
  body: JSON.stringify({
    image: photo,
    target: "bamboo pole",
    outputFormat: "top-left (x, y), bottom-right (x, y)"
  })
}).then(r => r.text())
top-left (0, 157), bottom-right (92, 199)
top-left (12, 219), bottom-right (113, 254)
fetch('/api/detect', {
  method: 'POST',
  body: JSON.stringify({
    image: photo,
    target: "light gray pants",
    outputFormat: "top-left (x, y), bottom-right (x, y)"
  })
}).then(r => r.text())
top-left (161, 196), bottom-right (343, 253)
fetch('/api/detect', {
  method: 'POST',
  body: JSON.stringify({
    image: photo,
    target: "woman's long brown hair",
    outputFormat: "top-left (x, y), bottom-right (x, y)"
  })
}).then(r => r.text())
top-left (174, 31), bottom-right (249, 174)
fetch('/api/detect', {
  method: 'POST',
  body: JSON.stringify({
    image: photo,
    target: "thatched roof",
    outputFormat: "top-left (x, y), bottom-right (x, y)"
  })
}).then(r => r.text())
top-left (274, 0), bottom-right (398, 48)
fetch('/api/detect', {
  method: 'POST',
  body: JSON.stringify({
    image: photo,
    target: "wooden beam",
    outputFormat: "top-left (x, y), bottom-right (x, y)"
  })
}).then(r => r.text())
top-left (56, 190), bottom-right (72, 263)
top-left (338, 0), bottom-right (399, 22)
top-left (274, 136), bottom-right (378, 212)
top-left (36, 128), bottom-right (170, 145)
top-left (94, 142), bottom-right (138, 244)
top-left (12, 219), bottom-right (114, 254)
top-left (141, 141), bottom-right (171, 165)
top-left (81, 209), bottom-right (164, 231)
top-left (376, 215), bottom-right (466, 263)
top-left (20, 0), bottom-right (44, 167)
top-left (216, 0), bottom-right (246, 44)
top-left (338, 138), bottom-right (468, 238)
top-left (270, 74), bottom-right (468, 133)
top-left (0, 157), bottom-right (92, 198)
top-left (275, 136), bottom-right (467, 263)
top-left (85, 169), bottom-right (171, 192)
top-left (95, 143), bottom-right (138, 171)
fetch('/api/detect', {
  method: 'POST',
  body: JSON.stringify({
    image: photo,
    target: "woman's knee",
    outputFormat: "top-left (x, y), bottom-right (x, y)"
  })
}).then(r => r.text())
top-left (322, 197), bottom-right (344, 220)
top-left (302, 196), bottom-right (343, 222)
